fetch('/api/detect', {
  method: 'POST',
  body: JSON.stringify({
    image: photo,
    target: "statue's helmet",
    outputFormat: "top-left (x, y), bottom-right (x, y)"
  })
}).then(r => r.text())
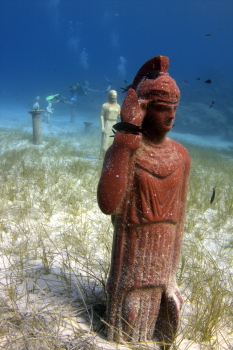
top-left (132, 56), bottom-right (180, 105)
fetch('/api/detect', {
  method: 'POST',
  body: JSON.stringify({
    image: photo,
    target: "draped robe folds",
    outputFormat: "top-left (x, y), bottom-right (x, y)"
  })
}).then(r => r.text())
top-left (106, 139), bottom-right (190, 341)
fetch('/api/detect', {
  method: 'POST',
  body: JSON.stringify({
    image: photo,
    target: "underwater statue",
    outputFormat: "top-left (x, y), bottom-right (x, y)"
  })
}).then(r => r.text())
top-left (44, 102), bottom-right (54, 124)
top-left (33, 96), bottom-right (40, 110)
top-left (97, 56), bottom-right (190, 347)
top-left (99, 90), bottom-right (121, 159)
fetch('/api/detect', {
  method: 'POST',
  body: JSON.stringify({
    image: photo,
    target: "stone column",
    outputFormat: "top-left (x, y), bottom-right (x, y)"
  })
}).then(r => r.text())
top-left (28, 110), bottom-right (44, 145)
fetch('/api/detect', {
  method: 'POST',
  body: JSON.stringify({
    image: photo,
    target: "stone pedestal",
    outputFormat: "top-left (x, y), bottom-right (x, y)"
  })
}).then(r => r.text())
top-left (84, 122), bottom-right (93, 133)
top-left (28, 110), bottom-right (44, 145)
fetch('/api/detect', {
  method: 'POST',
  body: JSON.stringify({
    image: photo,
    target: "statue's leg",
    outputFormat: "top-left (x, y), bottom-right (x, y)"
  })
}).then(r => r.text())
top-left (121, 286), bottom-right (163, 342)
top-left (154, 290), bottom-right (182, 349)
top-left (106, 290), bottom-right (123, 342)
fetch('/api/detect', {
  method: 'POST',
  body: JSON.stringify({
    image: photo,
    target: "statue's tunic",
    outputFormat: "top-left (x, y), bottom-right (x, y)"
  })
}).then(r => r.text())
top-left (107, 139), bottom-right (189, 294)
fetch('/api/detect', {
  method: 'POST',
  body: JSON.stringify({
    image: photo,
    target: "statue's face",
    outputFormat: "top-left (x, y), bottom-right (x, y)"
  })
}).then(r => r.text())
top-left (142, 101), bottom-right (177, 135)
top-left (109, 91), bottom-right (117, 102)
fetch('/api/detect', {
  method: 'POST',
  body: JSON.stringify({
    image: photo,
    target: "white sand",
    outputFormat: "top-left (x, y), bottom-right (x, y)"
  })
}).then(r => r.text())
top-left (0, 106), bottom-right (232, 350)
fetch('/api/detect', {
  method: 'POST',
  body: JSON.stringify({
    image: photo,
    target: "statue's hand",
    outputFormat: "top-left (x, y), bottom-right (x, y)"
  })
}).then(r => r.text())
top-left (111, 88), bottom-right (143, 153)
top-left (113, 131), bottom-right (141, 152)
top-left (121, 88), bottom-right (143, 126)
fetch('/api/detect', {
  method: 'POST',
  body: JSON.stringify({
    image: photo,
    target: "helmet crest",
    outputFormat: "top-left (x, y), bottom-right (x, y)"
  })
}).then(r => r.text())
top-left (132, 56), bottom-right (180, 104)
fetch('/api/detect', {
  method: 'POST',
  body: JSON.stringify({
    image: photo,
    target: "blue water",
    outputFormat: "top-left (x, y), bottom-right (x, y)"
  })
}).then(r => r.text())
top-left (0, 0), bottom-right (232, 139)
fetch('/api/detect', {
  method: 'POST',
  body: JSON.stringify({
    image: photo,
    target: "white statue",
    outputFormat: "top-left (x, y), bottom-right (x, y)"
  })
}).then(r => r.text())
top-left (100, 90), bottom-right (121, 159)
top-left (44, 102), bottom-right (54, 124)
top-left (33, 96), bottom-right (40, 110)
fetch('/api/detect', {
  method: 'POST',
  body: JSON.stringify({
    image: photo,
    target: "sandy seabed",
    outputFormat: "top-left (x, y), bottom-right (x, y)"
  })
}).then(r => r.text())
top-left (0, 108), bottom-right (232, 350)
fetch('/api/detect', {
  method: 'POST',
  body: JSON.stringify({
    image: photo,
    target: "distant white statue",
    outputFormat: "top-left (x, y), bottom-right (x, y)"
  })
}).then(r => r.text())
top-left (100, 90), bottom-right (121, 159)
top-left (33, 96), bottom-right (40, 110)
top-left (44, 102), bottom-right (54, 124)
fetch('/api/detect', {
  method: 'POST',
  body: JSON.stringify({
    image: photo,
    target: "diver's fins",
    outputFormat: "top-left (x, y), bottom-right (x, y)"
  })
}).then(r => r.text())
top-left (46, 94), bottom-right (60, 103)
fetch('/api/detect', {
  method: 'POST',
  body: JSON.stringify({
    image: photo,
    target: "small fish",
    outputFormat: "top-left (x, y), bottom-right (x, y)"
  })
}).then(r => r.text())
top-left (209, 100), bottom-right (215, 108)
top-left (112, 122), bottom-right (148, 135)
top-left (120, 84), bottom-right (132, 93)
top-left (205, 33), bottom-right (212, 36)
top-left (183, 80), bottom-right (188, 83)
top-left (205, 79), bottom-right (212, 84)
top-left (210, 187), bottom-right (216, 204)
top-left (196, 78), bottom-right (201, 81)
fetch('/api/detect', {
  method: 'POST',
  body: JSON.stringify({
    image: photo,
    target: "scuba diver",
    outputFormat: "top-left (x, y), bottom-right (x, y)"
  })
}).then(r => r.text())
top-left (69, 81), bottom-right (96, 102)
top-left (46, 77), bottom-right (112, 105)
top-left (69, 77), bottom-right (112, 100)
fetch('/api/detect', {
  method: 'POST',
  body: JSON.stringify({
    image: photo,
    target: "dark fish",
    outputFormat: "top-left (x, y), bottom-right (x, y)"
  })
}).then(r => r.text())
top-left (205, 33), bottom-right (212, 36)
top-left (120, 84), bottom-right (132, 93)
top-left (196, 78), bottom-right (201, 80)
top-left (210, 187), bottom-right (216, 204)
top-left (143, 69), bottom-right (160, 79)
top-left (209, 100), bottom-right (215, 108)
top-left (112, 122), bottom-right (148, 135)
top-left (124, 80), bottom-right (127, 84)
top-left (205, 79), bottom-right (212, 84)
top-left (183, 80), bottom-right (188, 83)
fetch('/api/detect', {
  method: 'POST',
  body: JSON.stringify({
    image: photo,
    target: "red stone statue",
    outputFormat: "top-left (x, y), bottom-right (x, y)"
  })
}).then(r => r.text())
top-left (97, 56), bottom-right (190, 347)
